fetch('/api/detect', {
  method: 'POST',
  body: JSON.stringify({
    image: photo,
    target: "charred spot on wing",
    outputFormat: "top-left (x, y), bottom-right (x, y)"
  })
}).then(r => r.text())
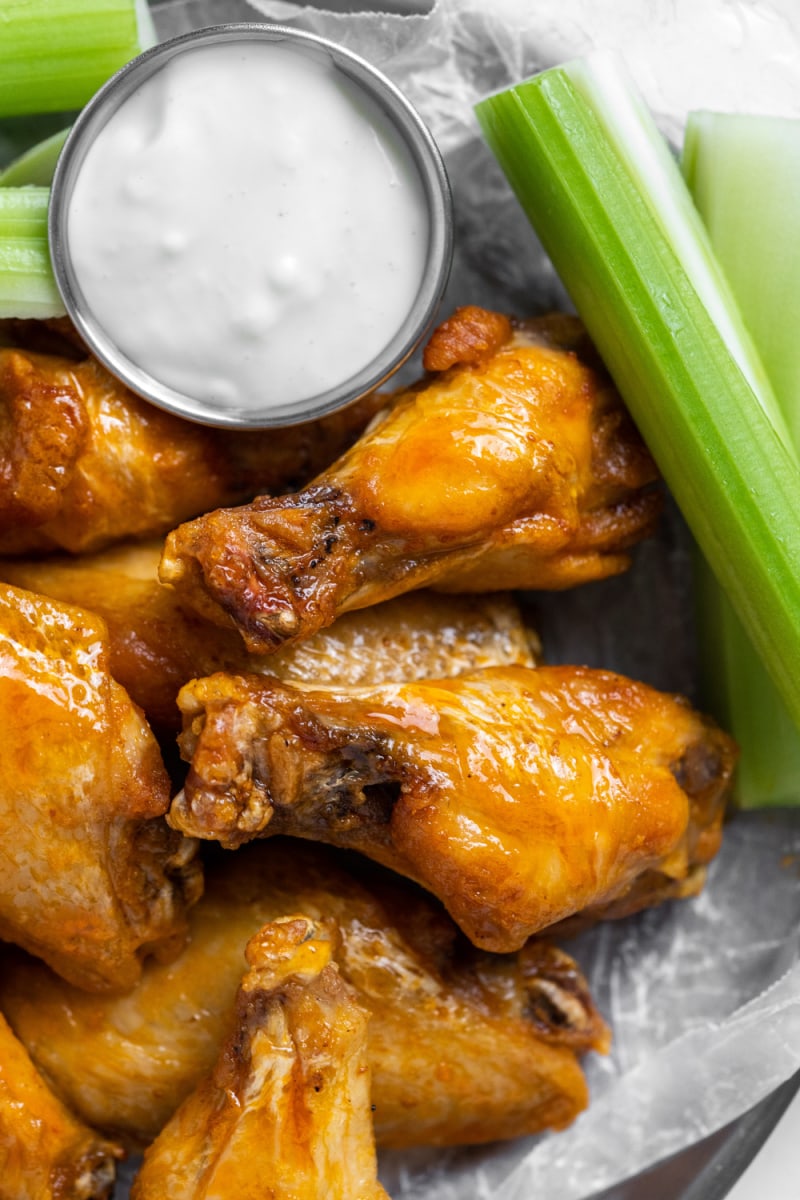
top-left (521, 943), bottom-right (609, 1050)
top-left (524, 982), bottom-right (574, 1030)
top-left (669, 727), bottom-right (737, 803)
top-left (314, 782), bottom-right (399, 834)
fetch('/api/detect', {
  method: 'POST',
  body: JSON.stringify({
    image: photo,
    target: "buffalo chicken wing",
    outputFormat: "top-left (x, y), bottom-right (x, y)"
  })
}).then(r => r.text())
top-left (0, 541), bottom-right (537, 729)
top-left (0, 1011), bottom-right (121, 1200)
top-left (0, 581), bottom-right (200, 991)
top-left (159, 308), bottom-right (659, 652)
top-left (0, 343), bottom-right (379, 556)
top-left (0, 840), bottom-right (606, 1149)
top-left (171, 666), bottom-right (736, 952)
top-left (130, 916), bottom-right (389, 1200)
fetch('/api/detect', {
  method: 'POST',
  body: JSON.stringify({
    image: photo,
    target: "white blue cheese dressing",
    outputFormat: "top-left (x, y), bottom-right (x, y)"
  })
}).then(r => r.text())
top-left (66, 39), bottom-right (430, 416)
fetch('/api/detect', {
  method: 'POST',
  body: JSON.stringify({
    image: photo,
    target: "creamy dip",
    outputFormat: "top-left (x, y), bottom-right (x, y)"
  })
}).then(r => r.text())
top-left (66, 38), bottom-right (430, 416)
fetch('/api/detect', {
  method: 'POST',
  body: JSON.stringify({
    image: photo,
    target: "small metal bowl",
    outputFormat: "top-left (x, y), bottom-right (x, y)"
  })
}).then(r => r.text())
top-left (48, 23), bottom-right (453, 428)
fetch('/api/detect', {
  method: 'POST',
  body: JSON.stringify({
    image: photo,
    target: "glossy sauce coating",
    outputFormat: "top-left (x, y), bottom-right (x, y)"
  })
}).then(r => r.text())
top-left (130, 916), bottom-right (388, 1199)
top-left (0, 340), bottom-right (381, 555)
top-left (0, 1011), bottom-right (121, 1200)
top-left (0, 580), bottom-right (200, 991)
top-left (0, 540), bottom-right (537, 728)
top-left (0, 841), bottom-right (605, 1150)
top-left (172, 665), bottom-right (735, 952)
top-left (160, 308), bottom-right (660, 651)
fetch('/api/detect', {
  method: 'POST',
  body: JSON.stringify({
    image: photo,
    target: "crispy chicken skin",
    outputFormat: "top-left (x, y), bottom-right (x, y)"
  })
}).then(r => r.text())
top-left (159, 308), bottom-right (660, 652)
top-left (0, 841), bottom-right (606, 1149)
top-left (0, 343), bottom-right (380, 556)
top-left (0, 1011), bottom-right (122, 1200)
top-left (130, 916), bottom-right (389, 1200)
top-left (0, 581), bottom-right (201, 991)
top-left (171, 666), bottom-right (736, 952)
top-left (0, 541), bottom-right (537, 728)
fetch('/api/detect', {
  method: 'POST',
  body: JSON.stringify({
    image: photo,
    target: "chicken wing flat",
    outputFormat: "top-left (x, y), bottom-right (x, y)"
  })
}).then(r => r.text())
top-left (130, 916), bottom-right (389, 1200)
top-left (0, 840), bottom-right (606, 1149)
top-left (159, 307), bottom-right (660, 652)
top-left (171, 666), bottom-right (736, 952)
top-left (0, 341), bottom-right (379, 555)
top-left (0, 541), bottom-right (537, 728)
top-left (0, 581), bottom-right (201, 991)
top-left (0, 1010), bottom-right (122, 1200)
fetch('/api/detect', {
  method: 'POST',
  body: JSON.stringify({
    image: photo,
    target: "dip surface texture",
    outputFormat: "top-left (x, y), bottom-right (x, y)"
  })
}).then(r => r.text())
top-left (67, 39), bottom-right (429, 415)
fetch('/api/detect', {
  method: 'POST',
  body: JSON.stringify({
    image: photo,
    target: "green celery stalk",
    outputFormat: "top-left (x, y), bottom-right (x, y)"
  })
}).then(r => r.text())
top-left (0, 129), bottom-right (70, 187)
top-left (683, 112), bottom-right (800, 805)
top-left (693, 547), bottom-right (800, 805)
top-left (0, 0), bottom-right (153, 118)
top-left (684, 114), bottom-right (800, 448)
top-left (0, 188), bottom-right (65, 319)
top-left (475, 54), bottom-right (800, 731)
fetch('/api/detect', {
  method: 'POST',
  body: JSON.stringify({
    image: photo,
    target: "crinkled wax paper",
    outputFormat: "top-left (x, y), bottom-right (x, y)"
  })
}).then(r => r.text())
top-left (120, 1), bottom-right (800, 1195)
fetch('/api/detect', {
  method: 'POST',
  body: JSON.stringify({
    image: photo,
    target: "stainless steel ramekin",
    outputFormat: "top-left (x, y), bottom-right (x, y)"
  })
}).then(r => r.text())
top-left (48, 23), bottom-right (453, 429)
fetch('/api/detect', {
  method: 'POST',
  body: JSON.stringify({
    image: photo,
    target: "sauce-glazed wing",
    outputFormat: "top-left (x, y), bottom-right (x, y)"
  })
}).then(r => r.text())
top-left (0, 1010), bottom-right (122, 1200)
top-left (171, 666), bottom-right (736, 952)
top-left (0, 581), bottom-right (201, 991)
top-left (336, 862), bottom-right (607, 1148)
top-left (0, 840), bottom-right (606, 1149)
top-left (0, 343), bottom-right (379, 555)
top-left (130, 916), bottom-right (389, 1200)
top-left (0, 541), bottom-right (537, 729)
top-left (160, 308), bottom-right (659, 652)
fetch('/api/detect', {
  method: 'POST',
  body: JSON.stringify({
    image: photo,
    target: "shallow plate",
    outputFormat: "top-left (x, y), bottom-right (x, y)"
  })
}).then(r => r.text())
top-left (587, 1072), bottom-right (800, 1200)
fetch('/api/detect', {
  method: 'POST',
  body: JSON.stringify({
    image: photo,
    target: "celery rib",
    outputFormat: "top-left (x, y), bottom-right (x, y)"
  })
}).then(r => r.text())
top-left (683, 111), bottom-right (800, 806)
top-left (0, 1), bottom-right (147, 118)
top-left (684, 113), bottom-right (800, 450)
top-left (0, 188), bottom-right (64, 319)
top-left (475, 56), bottom-right (800, 730)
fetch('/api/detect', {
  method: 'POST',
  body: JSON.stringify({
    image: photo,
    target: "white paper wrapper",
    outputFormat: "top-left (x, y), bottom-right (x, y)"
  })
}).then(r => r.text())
top-left (121, 1), bottom-right (800, 1195)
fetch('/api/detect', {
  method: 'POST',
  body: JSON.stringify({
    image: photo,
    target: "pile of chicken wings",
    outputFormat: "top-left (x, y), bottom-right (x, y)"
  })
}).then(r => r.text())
top-left (0, 307), bottom-right (736, 1199)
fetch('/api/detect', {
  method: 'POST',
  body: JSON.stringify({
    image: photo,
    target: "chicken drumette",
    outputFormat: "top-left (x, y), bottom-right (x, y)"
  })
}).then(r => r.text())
top-left (171, 666), bottom-right (736, 952)
top-left (159, 308), bottom-right (660, 652)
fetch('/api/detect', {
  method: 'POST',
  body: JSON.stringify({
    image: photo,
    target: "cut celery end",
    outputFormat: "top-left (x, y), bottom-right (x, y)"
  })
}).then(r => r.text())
top-left (683, 111), bottom-right (800, 807)
top-left (475, 55), bottom-right (800, 731)
top-left (0, 129), bottom-right (70, 187)
top-left (0, 187), bottom-right (64, 318)
top-left (0, 0), bottom-right (145, 117)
